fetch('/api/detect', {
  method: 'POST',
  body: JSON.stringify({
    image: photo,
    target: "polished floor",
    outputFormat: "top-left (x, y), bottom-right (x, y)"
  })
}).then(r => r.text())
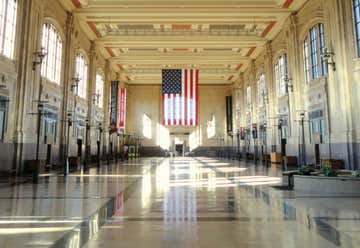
top-left (0, 157), bottom-right (359, 247)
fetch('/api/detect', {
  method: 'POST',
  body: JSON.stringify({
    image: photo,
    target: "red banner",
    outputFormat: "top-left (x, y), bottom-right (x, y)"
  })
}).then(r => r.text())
top-left (118, 88), bottom-right (126, 128)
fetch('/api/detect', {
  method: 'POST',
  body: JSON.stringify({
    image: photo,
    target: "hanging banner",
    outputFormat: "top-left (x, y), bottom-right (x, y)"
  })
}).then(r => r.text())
top-left (226, 96), bottom-right (233, 134)
top-left (110, 81), bottom-right (119, 132)
top-left (118, 88), bottom-right (127, 128)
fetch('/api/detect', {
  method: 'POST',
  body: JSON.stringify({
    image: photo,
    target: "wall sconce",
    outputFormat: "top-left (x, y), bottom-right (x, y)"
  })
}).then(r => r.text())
top-left (92, 91), bottom-right (100, 105)
top-left (322, 48), bottom-right (336, 71)
top-left (32, 47), bottom-right (47, 71)
top-left (71, 76), bottom-right (81, 94)
top-left (284, 74), bottom-right (294, 93)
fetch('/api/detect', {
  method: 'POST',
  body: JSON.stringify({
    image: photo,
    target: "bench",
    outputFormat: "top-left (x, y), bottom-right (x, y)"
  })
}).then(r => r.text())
top-left (270, 152), bottom-right (281, 164)
top-left (284, 156), bottom-right (298, 167)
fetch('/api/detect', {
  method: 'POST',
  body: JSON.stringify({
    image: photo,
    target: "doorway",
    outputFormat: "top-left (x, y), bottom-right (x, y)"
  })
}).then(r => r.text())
top-left (170, 134), bottom-right (189, 157)
top-left (175, 144), bottom-right (184, 156)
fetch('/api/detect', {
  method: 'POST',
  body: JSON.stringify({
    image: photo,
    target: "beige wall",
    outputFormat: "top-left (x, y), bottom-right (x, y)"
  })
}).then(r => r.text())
top-left (126, 84), bottom-right (231, 151)
top-left (0, 0), bottom-right (116, 172)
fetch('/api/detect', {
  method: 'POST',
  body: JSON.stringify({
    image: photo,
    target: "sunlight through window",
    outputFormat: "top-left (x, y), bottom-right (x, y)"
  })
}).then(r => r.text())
top-left (142, 114), bottom-right (152, 139)
top-left (157, 123), bottom-right (170, 149)
top-left (41, 23), bottom-right (62, 84)
top-left (0, 0), bottom-right (17, 59)
top-left (207, 113), bottom-right (216, 139)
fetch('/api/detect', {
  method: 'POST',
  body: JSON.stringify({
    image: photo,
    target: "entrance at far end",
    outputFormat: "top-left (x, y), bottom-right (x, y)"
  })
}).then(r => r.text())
top-left (170, 133), bottom-right (189, 157)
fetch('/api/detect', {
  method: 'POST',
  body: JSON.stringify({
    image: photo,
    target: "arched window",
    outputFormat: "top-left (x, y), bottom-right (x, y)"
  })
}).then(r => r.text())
top-left (235, 89), bottom-right (241, 123)
top-left (41, 23), bottom-right (62, 84)
top-left (0, 0), bottom-right (18, 59)
top-left (95, 72), bottom-right (104, 108)
top-left (75, 53), bottom-right (88, 99)
top-left (274, 54), bottom-right (287, 97)
top-left (246, 84), bottom-right (251, 111)
top-left (257, 73), bottom-right (265, 107)
top-left (353, 0), bottom-right (360, 57)
top-left (303, 23), bottom-right (327, 83)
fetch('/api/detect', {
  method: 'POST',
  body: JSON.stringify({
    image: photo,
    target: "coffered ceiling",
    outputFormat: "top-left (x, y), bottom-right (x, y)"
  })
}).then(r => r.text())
top-left (62, 0), bottom-right (307, 85)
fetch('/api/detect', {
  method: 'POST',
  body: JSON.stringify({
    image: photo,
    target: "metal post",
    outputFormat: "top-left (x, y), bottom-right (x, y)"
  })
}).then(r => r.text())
top-left (107, 129), bottom-right (111, 165)
top-left (264, 125), bottom-right (268, 167)
top-left (33, 103), bottom-right (43, 183)
top-left (97, 123), bottom-right (102, 168)
top-left (84, 119), bottom-right (89, 170)
top-left (301, 113), bottom-right (306, 167)
top-left (115, 133), bottom-right (119, 163)
top-left (32, 48), bottom-right (46, 183)
top-left (279, 119), bottom-right (285, 170)
top-left (65, 114), bottom-right (71, 176)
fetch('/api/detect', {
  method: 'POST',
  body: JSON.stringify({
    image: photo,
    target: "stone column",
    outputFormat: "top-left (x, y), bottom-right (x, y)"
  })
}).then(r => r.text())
top-left (102, 59), bottom-right (111, 158)
top-left (13, 0), bottom-right (45, 173)
top-left (238, 73), bottom-right (246, 157)
top-left (59, 11), bottom-right (75, 165)
top-left (86, 41), bottom-right (96, 164)
top-left (286, 13), bottom-right (301, 156)
top-left (249, 60), bottom-right (257, 157)
top-left (264, 41), bottom-right (276, 153)
top-left (323, 0), bottom-right (355, 168)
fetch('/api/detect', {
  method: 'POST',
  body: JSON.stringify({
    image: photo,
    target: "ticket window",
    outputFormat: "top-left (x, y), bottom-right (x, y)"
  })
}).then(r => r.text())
top-left (0, 109), bottom-right (6, 141)
top-left (310, 118), bottom-right (326, 144)
top-left (0, 97), bottom-right (8, 142)
top-left (42, 114), bottom-right (57, 144)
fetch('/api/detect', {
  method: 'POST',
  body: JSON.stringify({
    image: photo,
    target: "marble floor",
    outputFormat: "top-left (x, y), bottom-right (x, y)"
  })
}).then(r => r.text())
top-left (0, 157), bottom-right (359, 247)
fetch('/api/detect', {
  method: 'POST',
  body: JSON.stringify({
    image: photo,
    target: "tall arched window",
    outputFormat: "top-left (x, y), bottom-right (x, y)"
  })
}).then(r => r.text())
top-left (0, 0), bottom-right (18, 59)
top-left (246, 84), bottom-right (251, 112)
top-left (235, 89), bottom-right (241, 123)
top-left (303, 23), bottom-right (327, 83)
top-left (353, 0), bottom-right (360, 57)
top-left (274, 54), bottom-right (287, 97)
top-left (257, 73), bottom-right (265, 107)
top-left (41, 23), bottom-right (62, 84)
top-left (95, 72), bottom-right (104, 108)
top-left (75, 53), bottom-right (88, 99)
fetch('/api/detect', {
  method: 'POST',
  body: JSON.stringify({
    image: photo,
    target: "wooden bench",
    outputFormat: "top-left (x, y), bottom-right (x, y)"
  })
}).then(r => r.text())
top-left (271, 152), bottom-right (281, 164)
top-left (284, 156), bottom-right (298, 167)
top-left (321, 159), bottom-right (344, 170)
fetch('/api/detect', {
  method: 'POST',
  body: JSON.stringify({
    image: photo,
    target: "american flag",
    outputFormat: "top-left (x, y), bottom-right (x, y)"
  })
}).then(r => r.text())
top-left (162, 69), bottom-right (199, 126)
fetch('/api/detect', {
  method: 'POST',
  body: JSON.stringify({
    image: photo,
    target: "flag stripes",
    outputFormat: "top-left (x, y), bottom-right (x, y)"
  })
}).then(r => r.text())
top-left (162, 69), bottom-right (199, 126)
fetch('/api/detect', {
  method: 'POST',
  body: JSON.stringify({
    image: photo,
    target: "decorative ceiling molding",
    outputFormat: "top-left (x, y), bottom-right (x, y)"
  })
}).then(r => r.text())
top-left (67, 0), bottom-right (307, 84)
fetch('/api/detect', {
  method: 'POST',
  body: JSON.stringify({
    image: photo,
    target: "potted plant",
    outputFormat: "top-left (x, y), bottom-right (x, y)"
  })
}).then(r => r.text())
top-left (351, 170), bottom-right (360, 177)
top-left (320, 165), bottom-right (338, 177)
top-left (298, 166), bottom-right (316, 176)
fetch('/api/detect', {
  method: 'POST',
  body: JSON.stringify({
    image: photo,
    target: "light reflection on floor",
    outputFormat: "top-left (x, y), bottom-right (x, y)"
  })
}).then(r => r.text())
top-left (84, 157), bottom-right (347, 248)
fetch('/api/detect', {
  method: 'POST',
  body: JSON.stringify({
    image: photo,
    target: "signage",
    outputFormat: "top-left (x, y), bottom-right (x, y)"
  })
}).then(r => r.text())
top-left (118, 88), bottom-right (127, 128)
top-left (110, 81), bottom-right (119, 125)
top-left (226, 96), bottom-right (233, 133)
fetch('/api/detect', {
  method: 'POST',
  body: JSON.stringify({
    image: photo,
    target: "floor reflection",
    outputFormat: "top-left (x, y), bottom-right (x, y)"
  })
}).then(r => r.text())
top-left (91, 157), bottom-right (358, 248)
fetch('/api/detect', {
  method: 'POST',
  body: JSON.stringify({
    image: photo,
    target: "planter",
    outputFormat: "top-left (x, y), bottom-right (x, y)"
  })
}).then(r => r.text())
top-left (294, 175), bottom-right (360, 194)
